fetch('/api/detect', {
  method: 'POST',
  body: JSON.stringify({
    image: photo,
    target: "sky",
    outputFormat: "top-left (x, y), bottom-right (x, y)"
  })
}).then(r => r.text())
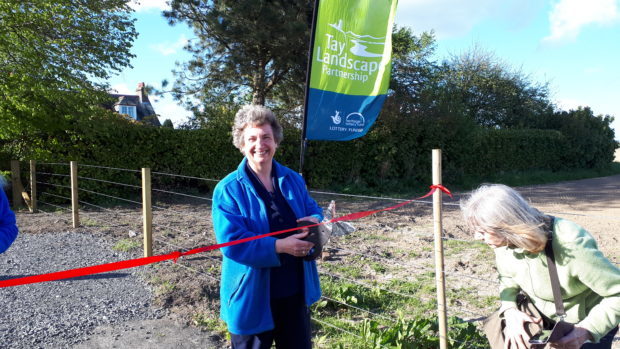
top-left (110, 0), bottom-right (620, 138)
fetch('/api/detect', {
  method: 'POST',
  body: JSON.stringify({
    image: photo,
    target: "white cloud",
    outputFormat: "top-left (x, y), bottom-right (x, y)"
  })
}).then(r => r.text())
top-left (150, 34), bottom-right (188, 56)
top-left (395, 0), bottom-right (540, 39)
top-left (395, 0), bottom-right (492, 38)
top-left (128, 0), bottom-right (170, 12)
top-left (152, 95), bottom-right (192, 127)
top-left (543, 0), bottom-right (620, 43)
top-left (554, 97), bottom-right (584, 111)
top-left (109, 83), bottom-right (133, 95)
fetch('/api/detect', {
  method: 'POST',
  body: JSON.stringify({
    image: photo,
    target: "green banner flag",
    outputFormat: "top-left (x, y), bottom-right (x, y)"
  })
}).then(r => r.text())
top-left (305, 0), bottom-right (397, 140)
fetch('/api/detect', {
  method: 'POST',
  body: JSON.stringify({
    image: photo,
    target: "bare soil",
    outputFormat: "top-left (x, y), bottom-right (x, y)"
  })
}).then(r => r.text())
top-left (14, 173), bottom-right (620, 348)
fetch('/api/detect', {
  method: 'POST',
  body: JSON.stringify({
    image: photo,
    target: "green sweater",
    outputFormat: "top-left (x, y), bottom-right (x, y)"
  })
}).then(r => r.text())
top-left (495, 217), bottom-right (620, 342)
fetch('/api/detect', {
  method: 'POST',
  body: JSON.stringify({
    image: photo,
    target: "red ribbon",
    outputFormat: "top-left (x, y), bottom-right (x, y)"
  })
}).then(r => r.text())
top-left (0, 185), bottom-right (452, 288)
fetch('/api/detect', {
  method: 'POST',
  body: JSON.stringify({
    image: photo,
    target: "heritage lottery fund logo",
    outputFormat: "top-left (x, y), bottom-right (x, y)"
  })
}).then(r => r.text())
top-left (316, 19), bottom-right (385, 84)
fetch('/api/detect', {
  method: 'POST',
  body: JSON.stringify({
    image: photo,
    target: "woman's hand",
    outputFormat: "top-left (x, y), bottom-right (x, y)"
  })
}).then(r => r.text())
top-left (502, 308), bottom-right (541, 349)
top-left (275, 231), bottom-right (315, 258)
top-left (549, 326), bottom-right (593, 349)
top-left (296, 216), bottom-right (319, 233)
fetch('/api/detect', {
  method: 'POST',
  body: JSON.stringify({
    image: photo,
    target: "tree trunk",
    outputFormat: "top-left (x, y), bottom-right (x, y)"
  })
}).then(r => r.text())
top-left (252, 58), bottom-right (267, 105)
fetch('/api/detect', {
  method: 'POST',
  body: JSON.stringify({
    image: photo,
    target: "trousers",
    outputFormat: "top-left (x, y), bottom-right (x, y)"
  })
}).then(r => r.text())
top-left (230, 293), bottom-right (311, 349)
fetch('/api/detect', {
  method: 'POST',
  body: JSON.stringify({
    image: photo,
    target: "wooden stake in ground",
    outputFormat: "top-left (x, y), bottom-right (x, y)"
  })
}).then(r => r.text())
top-left (70, 161), bottom-right (80, 228)
top-left (29, 160), bottom-right (37, 212)
top-left (432, 149), bottom-right (448, 349)
top-left (142, 168), bottom-right (153, 257)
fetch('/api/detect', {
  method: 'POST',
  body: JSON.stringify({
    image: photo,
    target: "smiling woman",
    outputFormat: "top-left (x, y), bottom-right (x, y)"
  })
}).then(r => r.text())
top-left (211, 105), bottom-right (324, 349)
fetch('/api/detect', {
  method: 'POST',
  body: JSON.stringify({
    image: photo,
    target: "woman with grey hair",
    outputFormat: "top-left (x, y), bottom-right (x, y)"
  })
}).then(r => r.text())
top-left (461, 184), bottom-right (619, 349)
top-left (212, 105), bottom-right (323, 349)
top-left (0, 176), bottom-right (18, 253)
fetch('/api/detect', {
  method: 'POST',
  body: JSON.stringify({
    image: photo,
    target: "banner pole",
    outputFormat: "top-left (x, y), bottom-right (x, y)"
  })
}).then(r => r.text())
top-left (299, 0), bottom-right (320, 176)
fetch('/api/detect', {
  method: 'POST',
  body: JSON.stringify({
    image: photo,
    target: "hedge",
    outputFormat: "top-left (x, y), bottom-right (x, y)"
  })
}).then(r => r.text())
top-left (2, 112), bottom-right (612, 199)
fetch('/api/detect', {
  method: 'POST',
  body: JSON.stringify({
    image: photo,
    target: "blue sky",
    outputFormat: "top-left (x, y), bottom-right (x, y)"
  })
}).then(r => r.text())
top-left (111, 0), bottom-right (620, 138)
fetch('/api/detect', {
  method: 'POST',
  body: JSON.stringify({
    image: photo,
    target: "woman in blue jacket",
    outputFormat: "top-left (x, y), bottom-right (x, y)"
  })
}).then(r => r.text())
top-left (0, 176), bottom-right (18, 253)
top-left (212, 105), bottom-right (323, 349)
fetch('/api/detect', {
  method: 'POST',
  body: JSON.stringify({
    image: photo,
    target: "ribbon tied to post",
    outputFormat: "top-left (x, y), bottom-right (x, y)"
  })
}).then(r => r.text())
top-left (0, 184), bottom-right (453, 288)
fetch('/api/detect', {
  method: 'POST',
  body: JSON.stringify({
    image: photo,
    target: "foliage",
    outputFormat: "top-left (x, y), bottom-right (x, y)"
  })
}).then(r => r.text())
top-left (435, 47), bottom-right (553, 129)
top-left (0, 0), bottom-right (137, 140)
top-left (163, 0), bottom-right (312, 109)
top-left (389, 26), bottom-right (437, 113)
top-left (538, 107), bottom-right (617, 168)
top-left (356, 315), bottom-right (486, 349)
top-left (1, 109), bottom-right (601, 203)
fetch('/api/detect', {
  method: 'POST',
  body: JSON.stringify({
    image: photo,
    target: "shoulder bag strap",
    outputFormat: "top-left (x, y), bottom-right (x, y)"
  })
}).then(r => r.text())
top-left (544, 216), bottom-right (566, 318)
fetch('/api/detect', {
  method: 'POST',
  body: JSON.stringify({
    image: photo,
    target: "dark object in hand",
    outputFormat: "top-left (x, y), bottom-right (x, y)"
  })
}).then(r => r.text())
top-left (529, 320), bottom-right (574, 344)
top-left (297, 220), bottom-right (330, 261)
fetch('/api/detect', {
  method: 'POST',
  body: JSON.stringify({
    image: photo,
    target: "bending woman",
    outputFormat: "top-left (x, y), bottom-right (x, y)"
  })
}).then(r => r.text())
top-left (461, 184), bottom-right (619, 349)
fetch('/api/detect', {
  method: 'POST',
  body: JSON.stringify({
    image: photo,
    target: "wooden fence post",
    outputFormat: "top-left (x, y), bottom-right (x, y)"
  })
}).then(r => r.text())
top-left (30, 160), bottom-right (37, 213)
top-left (70, 161), bottom-right (80, 228)
top-left (142, 168), bottom-right (153, 257)
top-left (432, 149), bottom-right (448, 349)
top-left (10, 160), bottom-right (22, 210)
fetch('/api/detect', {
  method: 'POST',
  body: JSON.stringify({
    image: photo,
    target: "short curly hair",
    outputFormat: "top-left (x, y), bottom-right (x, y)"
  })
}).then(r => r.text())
top-left (232, 105), bottom-right (283, 151)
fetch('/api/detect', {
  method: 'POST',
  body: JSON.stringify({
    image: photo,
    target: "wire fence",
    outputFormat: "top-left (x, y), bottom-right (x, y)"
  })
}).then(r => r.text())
top-left (8, 159), bottom-right (620, 347)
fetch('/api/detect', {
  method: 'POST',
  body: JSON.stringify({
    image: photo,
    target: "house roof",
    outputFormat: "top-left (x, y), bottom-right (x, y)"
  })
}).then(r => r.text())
top-left (107, 82), bottom-right (161, 126)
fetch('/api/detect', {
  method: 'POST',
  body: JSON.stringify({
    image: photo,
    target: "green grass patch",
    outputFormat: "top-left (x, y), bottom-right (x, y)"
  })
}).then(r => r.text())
top-left (448, 286), bottom-right (497, 310)
top-left (192, 312), bottom-right (229, 339)
top-left (81, 218), bottom-right (100, 227)
top-left (154, 280), bottom-right (176, 296)
top-left (112, 238), bottom-right (140, 252)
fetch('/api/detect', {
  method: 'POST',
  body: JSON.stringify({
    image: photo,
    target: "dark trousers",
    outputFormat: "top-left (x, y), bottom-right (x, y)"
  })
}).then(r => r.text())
top-left (230, 293), bottom-right (312, 349)
top-left (582, 326), bottom-right (618, 348)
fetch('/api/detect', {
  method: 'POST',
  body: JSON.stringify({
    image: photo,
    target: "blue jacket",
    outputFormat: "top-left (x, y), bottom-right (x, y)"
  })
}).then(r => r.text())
top-left (0, 189), bottom-right (18, 253)
top-left (212, 158), bottom-right (323, 335)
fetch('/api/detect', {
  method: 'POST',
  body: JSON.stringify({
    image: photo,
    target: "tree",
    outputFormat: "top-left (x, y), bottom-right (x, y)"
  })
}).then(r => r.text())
top-left (162, 119), bottom-right (175, 129)
top-left (434, 47), bottom-right (553, 128)
top-left (163, 0), bottom-right (312, 109)
top-left (0, 0), bottom-right (137, 143)
top-left (387, 26), bottom-right (437, 114)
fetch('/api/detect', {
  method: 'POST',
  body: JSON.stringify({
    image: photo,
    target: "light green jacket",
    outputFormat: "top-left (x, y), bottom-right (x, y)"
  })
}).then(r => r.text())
top-left (495, 217), bottom-right (620, 342)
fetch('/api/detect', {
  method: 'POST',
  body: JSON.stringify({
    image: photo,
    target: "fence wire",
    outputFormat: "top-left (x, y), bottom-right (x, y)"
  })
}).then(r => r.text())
top-left (15, 162), bottom-right (619, 347)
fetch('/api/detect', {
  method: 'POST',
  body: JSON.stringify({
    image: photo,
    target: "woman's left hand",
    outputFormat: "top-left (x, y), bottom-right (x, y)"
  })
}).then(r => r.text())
top-left (297, 216), bottom-right (319, 234)
top-left (549, 326), bottom-right (593, 349)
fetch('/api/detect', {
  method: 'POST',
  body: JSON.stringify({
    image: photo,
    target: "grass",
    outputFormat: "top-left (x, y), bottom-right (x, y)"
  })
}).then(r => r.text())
top-left (155, 280), bottom-right (176, 296)
top-left (192, 313), bottom-right (229, 338)
top-left (448, 286), bottom-right (497, 310)
top-left (81, 218), bottom-right (100, 227)
top-left (443, 239), bottom-right (490, 259)
top-left (112, 238), bottom-right (141, 252)
top-left (312, 271), bottom-right (462, 348)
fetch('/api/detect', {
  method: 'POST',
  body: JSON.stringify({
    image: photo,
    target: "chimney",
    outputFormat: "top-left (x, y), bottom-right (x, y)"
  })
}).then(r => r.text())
top-left (136, 82), bottom-right (149, 103)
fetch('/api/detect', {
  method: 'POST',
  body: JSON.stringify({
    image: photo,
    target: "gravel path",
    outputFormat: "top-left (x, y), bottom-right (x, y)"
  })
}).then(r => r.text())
top-left (0, 231), bottom-right (163, 348)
